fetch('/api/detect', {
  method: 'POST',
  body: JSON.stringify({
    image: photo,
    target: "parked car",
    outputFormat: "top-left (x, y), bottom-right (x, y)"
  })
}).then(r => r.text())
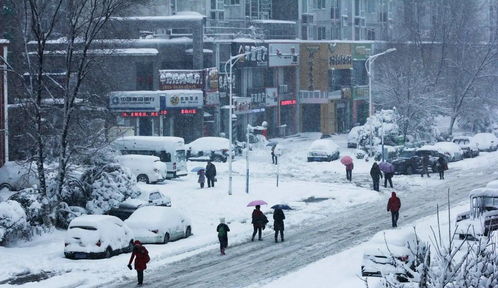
top-left (0, 161), bottom-right (37, 191)
top-left (452, 136), bottom-right (479, 158)
top-left (361, 229), bottom-right (426, 282)
top-left (116, 155), bottom-right (167, 184)
top-left (456, 187), bottom-right (498, 241)
top-left (307, 139), bottom-right (340, 162)
top-left (187, 137), bottom-right (231, 162)
top-left (433, 142), bottom-right (464, 162)
top-left (472, 133), bottom-right (498, 152)
top-left (416, 145), bottom-right (448, 170)
top-left (64, 215), bottom-right (134, 259)
top-left (391, 149), bottom-right (420, 175)
top-left (347, 126), bottom-right (363, 148)
top-left (108, 187), bottom-right (172, 221)
top-left (373, 145), bottom-right (400, 162)
top-left (125, 206), bottom-right (192, 244)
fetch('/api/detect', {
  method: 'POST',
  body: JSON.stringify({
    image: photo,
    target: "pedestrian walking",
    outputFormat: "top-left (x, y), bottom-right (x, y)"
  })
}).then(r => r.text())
top-left (251, 205), bottom-right (268, 241)
top-left (216, 218), bottom-right (230, 255)
top-left (273, 208), bottom-right (285, 243)
top-left (421, 154), bottom-right (430, 177)
top-left (127, 240), bottom-right (150, 286)
top-left (206, 161), bottom-right (217, 188)
top-left (387, 192), bottom-right (401, 228)
top-left (437, 156), bottom-right (448, 180)
top-left (271, 145), bottom-right (278, 165)
top-left (370, 162), bottom-right (383, 192)
top-left (345, 162), bottom-right (354, 182)
top-left (197, 168), bottom-right (206, 188)
top-left (384, 171), bottom-right (394, 188)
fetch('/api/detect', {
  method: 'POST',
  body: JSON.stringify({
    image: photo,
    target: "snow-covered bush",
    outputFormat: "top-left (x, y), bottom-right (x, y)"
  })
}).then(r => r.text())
top-left (8, 188), bottom-right (45, 226)
top-left (54, 202), bottom-right (87, 228)
top-left (0, 200), bottom-right (28, 245)
top-left (82, 163), bottom-right (139, 214)
top-left (355, 109), bottom-right (402, 148)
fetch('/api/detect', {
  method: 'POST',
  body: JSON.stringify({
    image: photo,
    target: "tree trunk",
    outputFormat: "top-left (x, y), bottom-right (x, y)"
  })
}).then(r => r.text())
top-left (448, 115), bottom-right (457, 137)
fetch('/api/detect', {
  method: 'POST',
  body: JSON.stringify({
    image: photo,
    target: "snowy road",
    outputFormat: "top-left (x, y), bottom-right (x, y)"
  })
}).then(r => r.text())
top-left (112, 161), bottom-right (498, 288)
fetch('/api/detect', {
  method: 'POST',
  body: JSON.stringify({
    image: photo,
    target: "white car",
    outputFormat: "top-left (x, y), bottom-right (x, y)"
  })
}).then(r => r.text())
top-left (456, 187), bottom-right (498, 241)
top-left (108, 186), bottom-right (172, 221)
top-left (125, 206), bottom-right (192, 244)
top-left (64, 215), bottom-right (134, 259)
top-left (116, 155), bottom-right (167, 184)
top-left (361, 229), bottom-right (425, 281)
top-left (452, 136), bottom-right (479, 158)
top-left (0, 161), bottom-right (38, 191)
top-left (433, 142), bottom-right (464, 162)
top-left (187, 137), bottom-right (231, 162)
top-left (307, 139), bottom-right (340, 162)
top-left (472, 133), bottom-right (498, 152)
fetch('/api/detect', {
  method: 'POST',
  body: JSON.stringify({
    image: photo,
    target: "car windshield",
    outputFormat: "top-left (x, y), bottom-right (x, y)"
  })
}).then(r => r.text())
top-left (69, 225), bottom-right (97, 231)
top-left (399, 151), bottom-right (415, 158)
top-left (176, 150), bottom-right (186, 161)
top-left (149, 192), bottom-right (162, 201)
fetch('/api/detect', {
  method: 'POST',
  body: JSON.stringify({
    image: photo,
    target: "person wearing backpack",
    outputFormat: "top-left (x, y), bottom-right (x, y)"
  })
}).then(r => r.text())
top-left (251, 205), bottom-right (268, 241)
top-left (127, 240), bottom-right (150, 286)
top-left (216, 218), bottom-right (230, 255)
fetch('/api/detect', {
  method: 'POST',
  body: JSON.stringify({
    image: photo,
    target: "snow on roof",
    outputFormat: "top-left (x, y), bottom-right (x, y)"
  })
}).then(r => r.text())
top-left (33, 37), bottom-right (193, 45)
top-left (417, 145), bottom-right (438, 151)
top-left (434, 142), bottom-right (462, 154)
top-left (112, 12), bottom-right (205, 22)
top-left (187, 137), bottom-right (229, 152)
top-left (0, 39), bottom-right (9, 44)
top-left (469, 187), bottom-right (498, 198)
top-left (251, 19), bottom-right (297, 25)
top-left (117, 136), bottom-right (185, 144)
top-left (30, 48), bottom-right (159, 56)
top-left (309, 139), bottom-right (339, 151)
top-left (69, 215), bottom-right (119, 227)
top-left (486, 180), bottom-right (498, 189)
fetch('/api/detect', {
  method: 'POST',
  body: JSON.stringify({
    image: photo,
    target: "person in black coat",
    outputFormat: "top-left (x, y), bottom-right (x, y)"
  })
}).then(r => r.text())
top-left (273, 208), bottom-right (285, 243)
top-left (370, 162), bottom-right (383, 192)
top-left (251, 205), bottom-right (268, 241)
top-left (205, 161), bottom-right (217, 188)
top-left (216, 218), bottom-right (230, 255)
top-left (437, 156), bottom-right (447, 180)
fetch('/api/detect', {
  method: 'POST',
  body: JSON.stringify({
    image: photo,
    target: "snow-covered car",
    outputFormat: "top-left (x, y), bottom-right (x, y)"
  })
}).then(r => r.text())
top-left (108, 186), bottom-right (172, 221)
top-left (125, 206), bottom-right (192, 244)
top-left (0, 161), bottom-right (38, 191)
top-left (487, 180), bottom-right (498, 189)
top-left (456, 187), bottom-right (498, 241)
top-left (452, 136), bottom-right (479, 158)
top-left (361, 229), bottom-right (425, 281)
top-left (187, 137), bottom-right (231, 162)
top-left (433, 142), bottom-right (464, 162)
top-left (64, 215), bottom-right (134, 259)
top-left (307, 139), bottom-right (340, 162)
top-left (347, 126), bottom-right (363, 148)
top-left (472, 133), bottom-right (498, 152)
top-left (116, 155), bottom-right (166, 184)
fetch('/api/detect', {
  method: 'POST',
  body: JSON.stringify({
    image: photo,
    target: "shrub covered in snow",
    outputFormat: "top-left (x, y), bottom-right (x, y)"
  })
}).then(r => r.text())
top-left (0, 200), bottom-right (28, 245)
top-left (8, 188), bottom-right (45, 226)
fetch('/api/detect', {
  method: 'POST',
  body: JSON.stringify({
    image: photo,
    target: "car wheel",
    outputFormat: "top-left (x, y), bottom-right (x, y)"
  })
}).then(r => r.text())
top-left (163, 233), bottom-right (170, 244)
top-left (0, 183), bottom-right (13, 190)
top-left (406, 166), bottom-right (413, 175)
top-left (185, 226), bottom-right (192, 238)
top-left (105, 247), bottom-right (112, 258)
top-left (137, 174), bottom-right (149, 183)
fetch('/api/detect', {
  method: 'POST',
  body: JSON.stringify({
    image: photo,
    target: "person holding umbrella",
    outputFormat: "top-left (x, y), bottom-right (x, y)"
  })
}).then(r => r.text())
top-left (379, 162), bottom-right (394, 188)
top-left (273, 207), bottom-right (285, 243)
top-left (251, 204), bottom-right (268, 241)
top-left (370, 162), bottom-right (383, 192)
top-left (341, 156), bottom-right (354, 182)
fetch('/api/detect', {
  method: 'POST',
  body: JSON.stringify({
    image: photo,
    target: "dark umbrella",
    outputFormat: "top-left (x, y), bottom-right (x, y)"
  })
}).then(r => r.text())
top-left (271, 204), bottom-right (292, 210)
top-left (191, 167), bottom-right (205, 172)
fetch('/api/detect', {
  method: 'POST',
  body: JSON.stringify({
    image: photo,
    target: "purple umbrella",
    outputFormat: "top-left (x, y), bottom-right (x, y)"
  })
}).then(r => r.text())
top-left (379, 162), bottom-right (395, 173)
top-left (247, 200), bottom-right (268, 207)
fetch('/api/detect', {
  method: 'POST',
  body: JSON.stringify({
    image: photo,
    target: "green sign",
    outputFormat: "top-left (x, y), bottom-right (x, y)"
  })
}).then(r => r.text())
top-left (352, 43), bottom-right (372, 61)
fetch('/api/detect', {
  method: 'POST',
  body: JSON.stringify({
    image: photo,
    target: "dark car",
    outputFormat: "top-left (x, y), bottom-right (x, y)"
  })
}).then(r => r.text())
top-left (392, 148), bottom-right (446, 175)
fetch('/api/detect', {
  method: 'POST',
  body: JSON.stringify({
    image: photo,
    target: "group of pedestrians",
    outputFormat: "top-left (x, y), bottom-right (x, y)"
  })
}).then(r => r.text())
top-left (197, 161), bottom-right (217, 188)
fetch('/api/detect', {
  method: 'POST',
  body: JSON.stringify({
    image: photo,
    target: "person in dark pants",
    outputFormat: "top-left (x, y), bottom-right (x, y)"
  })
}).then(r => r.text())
top-left (421, 154), bottom-right (430, 177)
top-left (127, 240), bottom-right (149, 286)
top-left (216, 218), bottom-right (230, 255)
top-left (273, 208), bottom-right (285, 243)
top-left (271, 145), bottom-right (278, 165)
top-left (370, 162), bottom-right (383, 192)
top-left (206, 161), bottom-right (217, 188)
top-left (197, 168), bottom-right (206, 188)
top-left (251, 205), bottom-right (268, 241)
top-left (437, 156), bottom-right (447, 180)
top-left (384, 172), bottom-right (394, 188)
top-left (345, 162), bottom-right (354, 182)
top-left (387, 192), bottom-right (401, 228)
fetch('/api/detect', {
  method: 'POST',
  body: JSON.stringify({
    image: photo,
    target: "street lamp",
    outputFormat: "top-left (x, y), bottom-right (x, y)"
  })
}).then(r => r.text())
top-left (224, 47), bottom-right (265, 196)
top-left (365, 48), bottom-right (396, 157)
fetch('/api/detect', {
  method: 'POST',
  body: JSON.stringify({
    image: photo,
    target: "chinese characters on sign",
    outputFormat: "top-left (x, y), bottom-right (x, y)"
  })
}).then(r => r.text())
top-left (159, 70), bottom-right (204, 90)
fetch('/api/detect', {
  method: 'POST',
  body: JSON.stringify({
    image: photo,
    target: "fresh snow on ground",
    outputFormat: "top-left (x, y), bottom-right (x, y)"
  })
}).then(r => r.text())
top-left (1, 133), bottom-right (497, 287)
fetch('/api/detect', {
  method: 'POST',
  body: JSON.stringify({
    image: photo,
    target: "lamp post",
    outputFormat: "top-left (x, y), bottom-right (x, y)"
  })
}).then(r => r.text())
top-left (224, 47), bottom-right (265, 196)
top-left (365, 48), bottom-right (396, 157)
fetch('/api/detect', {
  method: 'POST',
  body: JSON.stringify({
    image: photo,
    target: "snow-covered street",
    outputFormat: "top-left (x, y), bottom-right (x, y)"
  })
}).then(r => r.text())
top-left (2, 134), bottom-right (497, 288)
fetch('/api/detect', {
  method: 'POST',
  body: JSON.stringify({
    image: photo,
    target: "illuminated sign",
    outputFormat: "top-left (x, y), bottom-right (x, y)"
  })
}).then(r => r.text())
top-left (181, 109), bottom-right (197, 114)
top-left (159, 70), bottom-right (204, 90)
top-left (121, 110), bottom-right (168, 117)
top-left (109, 92), bottom-right (160, 112)
top-left (280, 99), bottom-right (296, 106)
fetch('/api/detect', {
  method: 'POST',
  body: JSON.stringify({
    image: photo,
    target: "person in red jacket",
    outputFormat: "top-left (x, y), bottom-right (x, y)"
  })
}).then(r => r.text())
top-left (345, 162), bottom-right (354, 182)
top-left (387, 192), bottom-right (401, 228)
top-left (127, 240), bottom-right (149, 286)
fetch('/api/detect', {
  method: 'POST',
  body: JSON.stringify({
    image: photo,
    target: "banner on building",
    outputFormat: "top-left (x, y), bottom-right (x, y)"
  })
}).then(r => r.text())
top-left (299, 43), bottom-right (329, 92)
top-left (159, 70), bottom-right (204, 90)
top-left (205, 68), bottom-right (219, 92)
top-left (164, 90), bottom-right (204, 108)
top-left (205, 92), bottom-right (220, 106)
top-left (269, 44), bottom-right (299, 67)
top-left (352, 43), bottom-right (372, 61)
top-left (265, 88), bottom-right (278, 107)
top-left (109, 91), bottom-right (161, 111)
top-left (328, 43), bottom-right (352, 69)
top-left (231, 43), bottom-right (269, 67)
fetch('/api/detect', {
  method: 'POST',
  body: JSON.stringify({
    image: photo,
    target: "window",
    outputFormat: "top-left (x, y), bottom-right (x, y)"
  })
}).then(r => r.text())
top-left (317, 26), bottom-right (326, 40)
top-left (331, 0), bottom-right (340, 19)
top-left (225, 0), bottom-right (240, 5)
top-left (313, 0), bottom-right (325, 9)
top-left (302, 0), bottom-right (308, 13)
top-left (367, 29), bottom-right (375, 40)
top-left (136, 62), bottom-right (153, 90)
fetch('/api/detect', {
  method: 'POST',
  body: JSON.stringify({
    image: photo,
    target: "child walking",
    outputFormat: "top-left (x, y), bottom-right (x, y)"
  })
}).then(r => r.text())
top-left (197, 168), bottom-right (206, 188)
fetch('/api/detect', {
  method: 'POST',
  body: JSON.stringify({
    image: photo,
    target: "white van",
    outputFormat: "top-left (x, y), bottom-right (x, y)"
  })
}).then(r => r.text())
top-left (116, 155), bottom-right (167, 184)
top-left (113, 136), bottom-right (187, 179)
